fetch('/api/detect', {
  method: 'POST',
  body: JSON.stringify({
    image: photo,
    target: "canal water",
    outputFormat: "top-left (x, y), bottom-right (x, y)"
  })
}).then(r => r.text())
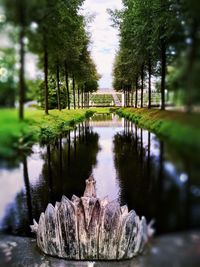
top-left (0, 114), bottom-right (200, 236)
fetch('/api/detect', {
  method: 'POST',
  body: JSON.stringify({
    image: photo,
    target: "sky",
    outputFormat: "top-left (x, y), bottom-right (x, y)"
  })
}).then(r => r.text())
top-left (82, 0), bottom-right (123, 89)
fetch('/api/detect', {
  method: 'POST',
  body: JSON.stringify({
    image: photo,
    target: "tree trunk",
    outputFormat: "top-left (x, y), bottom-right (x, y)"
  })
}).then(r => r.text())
top-left (23, 156), bottom-right (33, 225)
top-left (19, 26), bottom-right (25, 120)
top-left (186, 20), bottom-right (198, 113)
top-left (85, 92), bottom-right (87, 108)
top-left (124, 88), bottom-right (126, 107)
top-left (72, 75), bottom-right (76, 109)
top-left (78, 86), bottom-right (80, 109)
top-left (125, 88), bottom-right (127, 107)
top-left (131, 85), bottom-right (134, 107)
top-left (141, 64), bottom-right (144, 108)
top-left (147, 132), bottom-right (151, 183)
top-left (126, 88), bottom-right (128, 107)
top-left (127, 87), bottom-right (130, 107)
top-left (64, 61), bottom-right (70, 110)
top-left (81, 86), bottom-right (84, 108)
top-left (56, 63), bottom-right (61, 111)
top-left (43, 33), bottom-right (49, 115)
top-left (161, 39), bottom-right (166, 110)
top-left (47, 144), bottom-right (53, 197)
top-left (86, 92), bottom-right (88, 108)
top-left (67, 132), bottom-right (71, 166)
top-left (59, 136), bottom-right (63, 192)
top-left (123, 88), bottom-right (126, 107)
top-left (135, 77), bottom-right (138, 108)
top-left (148, 57), bottom-right (152, 109)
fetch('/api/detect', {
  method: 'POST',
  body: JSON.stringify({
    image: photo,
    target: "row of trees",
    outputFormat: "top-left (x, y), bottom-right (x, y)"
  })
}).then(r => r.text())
top-left (1, 0), bottom-right (99, 119)
top-left (110, 0), bottom-right (200, 111)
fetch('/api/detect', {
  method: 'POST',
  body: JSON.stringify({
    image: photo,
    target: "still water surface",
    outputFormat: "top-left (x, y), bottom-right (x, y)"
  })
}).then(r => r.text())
top-left (0, 114), bottom-right (200, 236)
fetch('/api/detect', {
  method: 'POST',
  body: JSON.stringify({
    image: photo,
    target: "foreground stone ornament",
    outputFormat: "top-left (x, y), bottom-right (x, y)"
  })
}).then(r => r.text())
top-left (31, 176), bottom-right (154, 260)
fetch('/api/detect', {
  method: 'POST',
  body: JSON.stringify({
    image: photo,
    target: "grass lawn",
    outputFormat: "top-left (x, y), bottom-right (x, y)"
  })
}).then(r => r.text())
top-left (0, 108), bottom-right (110, 158)
top-left (0, 109), bottom-right (30, 157)
top-left (116, 108), bottom-right (200, 153)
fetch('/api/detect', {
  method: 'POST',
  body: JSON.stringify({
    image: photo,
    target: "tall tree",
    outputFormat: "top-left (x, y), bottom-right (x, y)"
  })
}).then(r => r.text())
top-left (110, 0), bottom-right (186, 110)
top-left (2, 0), bottom-right (37, 119)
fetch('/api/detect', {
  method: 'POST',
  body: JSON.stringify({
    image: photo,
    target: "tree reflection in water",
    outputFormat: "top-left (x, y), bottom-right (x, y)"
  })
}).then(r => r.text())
top-left (1, 116), bottom-right (200, 237)
top-left (2, 124), bottom-right (99, 236)
top-left (113, 120), bottom-right (200, 234)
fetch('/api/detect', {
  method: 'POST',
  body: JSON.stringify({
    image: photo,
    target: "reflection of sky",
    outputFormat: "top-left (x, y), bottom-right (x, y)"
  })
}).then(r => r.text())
top-left (27, 145), bottom-right (45, 186)
top-left (164, 162), bottom-right (188, 186)
top-left (92, 126), bottom-right (122, 201)
top-left (0, 168), bottom-right (24, 225)
top-left (0, 146), bottom-right (44, 228)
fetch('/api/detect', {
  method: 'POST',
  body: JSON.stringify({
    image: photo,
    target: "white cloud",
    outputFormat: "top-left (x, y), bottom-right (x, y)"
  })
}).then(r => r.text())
top-left (82, 0), bottom-right (123, 88)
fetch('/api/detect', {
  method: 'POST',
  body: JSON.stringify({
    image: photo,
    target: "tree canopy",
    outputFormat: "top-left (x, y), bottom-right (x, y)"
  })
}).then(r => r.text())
top-left (110, 0), bottom-right (200, 110)
top-left (0, 0), bottom-right (100, 118)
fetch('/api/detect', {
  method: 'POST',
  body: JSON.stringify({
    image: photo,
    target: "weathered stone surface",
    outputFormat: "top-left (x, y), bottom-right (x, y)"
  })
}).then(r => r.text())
top-left (57, 196), bottom-right (78, 259)
top-left (1, 232), bottom-right (200, 267)
top-left (31, 176), bottom-right (154, 260)
top-left (98, 201), bottom-right (122, 259)
top-left (117, 210), bottom-right (137, 259)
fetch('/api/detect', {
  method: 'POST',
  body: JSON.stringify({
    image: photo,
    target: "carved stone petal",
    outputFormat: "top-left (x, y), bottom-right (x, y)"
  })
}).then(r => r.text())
top-left (57, 196), bottom-right (79, 259)
top-left (126, 213), bottom-right (140, 258)
top-left (81, 197), bottom-right (98, 230)
top-left (45, 204), bottom-right (61, 256)
top-left (71, 195), bottom-right (80, 204)
top-left (76, 199), bottom-right (88, 259)
top-left (36, 213), bottom-right (47, 254)
top-left (121, 205), bottom-right (129, 217)
top-left (133, 216), bottom-right (148, 256)
top-left (137, 217), bottom-right (149, 254)
top-left (76, 198), bottom-right (101, 259)
top-left (87, 199), bottom-right (101, 259)
top-left (117, 210), bottom-right (137, 259)
top-left (98, 201), bottom-right (122, 260)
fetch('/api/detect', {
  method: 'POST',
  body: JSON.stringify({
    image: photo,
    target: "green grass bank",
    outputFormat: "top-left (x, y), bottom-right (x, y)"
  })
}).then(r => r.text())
top-left (116, 108), bottom-right (200, 152)
top-left (0, 107), bottom-right (110, 158)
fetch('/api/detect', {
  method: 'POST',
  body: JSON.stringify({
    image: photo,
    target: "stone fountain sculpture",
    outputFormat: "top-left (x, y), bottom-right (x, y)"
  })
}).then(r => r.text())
top-left (31, 176), bottom-right (154, 260)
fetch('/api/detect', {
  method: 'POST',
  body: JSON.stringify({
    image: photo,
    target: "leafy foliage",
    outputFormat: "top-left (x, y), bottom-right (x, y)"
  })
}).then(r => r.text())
top-left (110, 0), bottom-right (200, 111)
top-left (0, 48), bottom-right (17, 107)
top-left (0, 0), bottom-right (100, 116)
